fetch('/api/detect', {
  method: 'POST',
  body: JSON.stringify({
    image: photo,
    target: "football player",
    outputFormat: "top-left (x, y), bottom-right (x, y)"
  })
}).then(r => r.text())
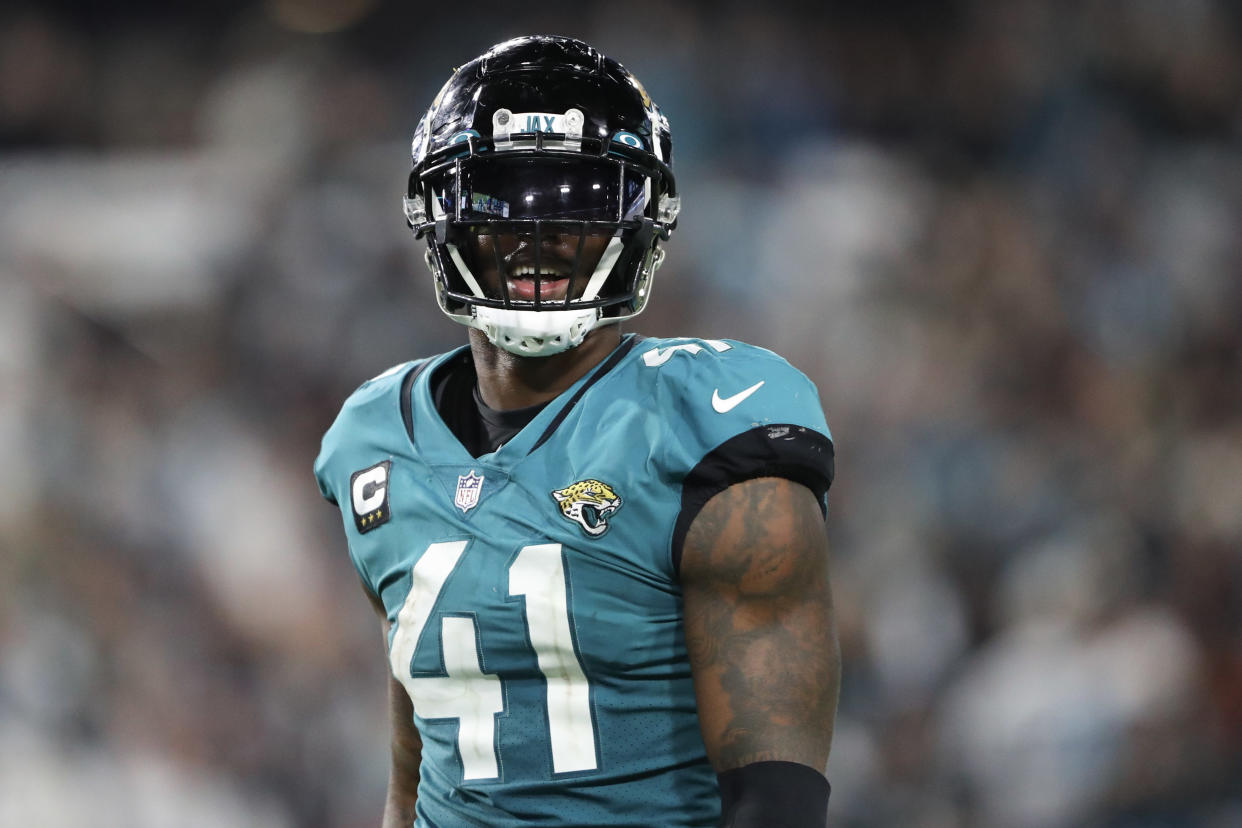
top-left (315, 35), bottom-right (839, 827)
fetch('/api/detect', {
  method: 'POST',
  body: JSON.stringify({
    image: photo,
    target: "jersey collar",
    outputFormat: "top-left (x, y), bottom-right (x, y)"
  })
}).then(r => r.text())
top-left (405, 334), bottom-right (642, 465)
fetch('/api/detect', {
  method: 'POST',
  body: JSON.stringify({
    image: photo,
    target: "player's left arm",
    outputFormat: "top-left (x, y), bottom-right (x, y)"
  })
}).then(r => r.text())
top-left (681, 475), bottom-right (840, 828)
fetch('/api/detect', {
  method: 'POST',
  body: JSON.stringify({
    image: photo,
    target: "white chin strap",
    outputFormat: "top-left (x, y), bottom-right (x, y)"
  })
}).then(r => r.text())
top-left (447, 234), bottom-right (626, 357)
top-left (474, 306), bottom-right (602, 356)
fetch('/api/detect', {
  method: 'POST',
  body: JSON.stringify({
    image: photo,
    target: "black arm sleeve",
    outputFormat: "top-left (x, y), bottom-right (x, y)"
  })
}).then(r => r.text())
top-left (672, 424), bottom-right (835, 574)
top-left (717, 761), bottom-right (831, 828)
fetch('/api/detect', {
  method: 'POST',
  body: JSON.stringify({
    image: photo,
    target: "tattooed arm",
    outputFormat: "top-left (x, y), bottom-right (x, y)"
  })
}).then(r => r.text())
top-left (364, 583), bottom-right (422, 828)
top-left (680, 476), bottom-right (840, 823)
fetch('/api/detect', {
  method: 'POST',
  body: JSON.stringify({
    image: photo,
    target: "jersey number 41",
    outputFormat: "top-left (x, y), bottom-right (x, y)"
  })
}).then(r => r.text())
top-left (388, 540), bottom-right (597, 780)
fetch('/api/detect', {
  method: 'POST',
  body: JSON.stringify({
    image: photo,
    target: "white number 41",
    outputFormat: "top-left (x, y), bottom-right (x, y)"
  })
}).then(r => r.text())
top-left (388, 541), bottom-right (597, 780)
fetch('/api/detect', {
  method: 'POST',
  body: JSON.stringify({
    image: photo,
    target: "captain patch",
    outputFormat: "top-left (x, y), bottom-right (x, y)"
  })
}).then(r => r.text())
top-left (351, 461), bottom-right (392, 533)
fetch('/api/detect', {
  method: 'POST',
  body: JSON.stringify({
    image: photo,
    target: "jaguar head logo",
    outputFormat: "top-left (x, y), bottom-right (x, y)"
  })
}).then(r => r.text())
top-left (551, 479), bottom-right (622, 537)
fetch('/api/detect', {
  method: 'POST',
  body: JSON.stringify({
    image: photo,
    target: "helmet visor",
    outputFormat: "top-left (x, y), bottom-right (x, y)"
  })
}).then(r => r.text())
top-left (430, 156), bottom-right (649, 224)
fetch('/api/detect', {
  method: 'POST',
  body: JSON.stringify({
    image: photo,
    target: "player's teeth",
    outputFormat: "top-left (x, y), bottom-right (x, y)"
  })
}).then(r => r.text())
top-left (511, 266), bottom-right (568, 278)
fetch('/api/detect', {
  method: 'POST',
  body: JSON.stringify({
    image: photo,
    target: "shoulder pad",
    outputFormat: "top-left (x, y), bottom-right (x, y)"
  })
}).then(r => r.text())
top-left (638, 337), bottom-right (832, 467)
top-left (314, 360), bottom-right (424, 505)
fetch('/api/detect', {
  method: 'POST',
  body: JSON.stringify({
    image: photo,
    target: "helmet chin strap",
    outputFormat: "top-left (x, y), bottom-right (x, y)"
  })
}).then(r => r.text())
top-left (474, 306), bottom-right (602, 357)
top-left (446, 231), bottom-right (627, 357)
top-left (432, 229), bottom-right (666, 358)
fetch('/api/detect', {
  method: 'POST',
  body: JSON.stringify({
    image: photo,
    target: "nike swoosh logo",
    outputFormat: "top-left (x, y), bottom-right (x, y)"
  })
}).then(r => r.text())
top-left (712, 380), bottom-right (765, 413)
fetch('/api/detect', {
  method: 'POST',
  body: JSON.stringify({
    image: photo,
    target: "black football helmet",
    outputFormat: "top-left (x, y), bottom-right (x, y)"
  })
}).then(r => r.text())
top-left (404, 35), bottom-right (679, 356)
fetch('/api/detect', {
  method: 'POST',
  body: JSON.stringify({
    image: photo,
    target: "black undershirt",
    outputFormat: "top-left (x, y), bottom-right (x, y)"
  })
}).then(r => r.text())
top-left (429, 350), bottom-right (548, 457)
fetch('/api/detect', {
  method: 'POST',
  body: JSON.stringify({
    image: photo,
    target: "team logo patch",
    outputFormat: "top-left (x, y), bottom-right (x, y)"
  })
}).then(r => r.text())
top-left (455, 470), bottom-right (485, 513)
top-left (551, 479), bottom-right (622, 537)
top-left (351, 460), bottom-right (392, 534)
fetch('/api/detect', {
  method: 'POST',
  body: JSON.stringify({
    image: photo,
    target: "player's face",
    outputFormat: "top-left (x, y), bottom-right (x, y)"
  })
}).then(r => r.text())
top-left (467, 228), bottom-right (612, 304)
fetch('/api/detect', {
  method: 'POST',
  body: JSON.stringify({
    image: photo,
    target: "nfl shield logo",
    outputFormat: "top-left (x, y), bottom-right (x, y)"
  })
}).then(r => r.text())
top-left (454, 471), bottom-right (484, 513)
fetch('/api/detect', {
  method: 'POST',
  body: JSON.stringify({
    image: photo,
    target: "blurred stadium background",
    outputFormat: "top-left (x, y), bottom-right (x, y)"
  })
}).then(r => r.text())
top-left (2, 1), bottom-right (1241, 825)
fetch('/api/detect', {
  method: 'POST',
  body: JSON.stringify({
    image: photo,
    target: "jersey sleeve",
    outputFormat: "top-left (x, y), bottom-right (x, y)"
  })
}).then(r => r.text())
top-left (649, 340), bottom-right (835, 573)
top-left (313, 360), bottom-right (420, 594)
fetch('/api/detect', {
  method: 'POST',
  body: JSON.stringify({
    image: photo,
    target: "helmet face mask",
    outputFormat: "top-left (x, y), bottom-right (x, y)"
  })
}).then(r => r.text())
top-left (404, 36), bottom-right (678, 357)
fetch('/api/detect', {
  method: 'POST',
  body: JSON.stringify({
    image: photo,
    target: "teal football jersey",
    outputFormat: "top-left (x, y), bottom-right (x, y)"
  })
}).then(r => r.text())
top-left (314, 335), bottom-right (833, 828)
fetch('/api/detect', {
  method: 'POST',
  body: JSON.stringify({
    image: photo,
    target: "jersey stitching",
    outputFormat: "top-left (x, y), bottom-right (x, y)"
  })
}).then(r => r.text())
top-left (527, 334), bottom-right (642, 454)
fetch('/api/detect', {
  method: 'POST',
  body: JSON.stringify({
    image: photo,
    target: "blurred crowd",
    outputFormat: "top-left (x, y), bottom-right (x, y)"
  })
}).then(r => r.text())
top-left (2, 1), bottom-right (1240, 826)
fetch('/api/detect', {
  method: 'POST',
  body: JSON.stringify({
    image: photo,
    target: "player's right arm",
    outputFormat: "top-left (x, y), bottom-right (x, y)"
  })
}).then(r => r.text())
top-left (365, 583), bottom-right (422, 827)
